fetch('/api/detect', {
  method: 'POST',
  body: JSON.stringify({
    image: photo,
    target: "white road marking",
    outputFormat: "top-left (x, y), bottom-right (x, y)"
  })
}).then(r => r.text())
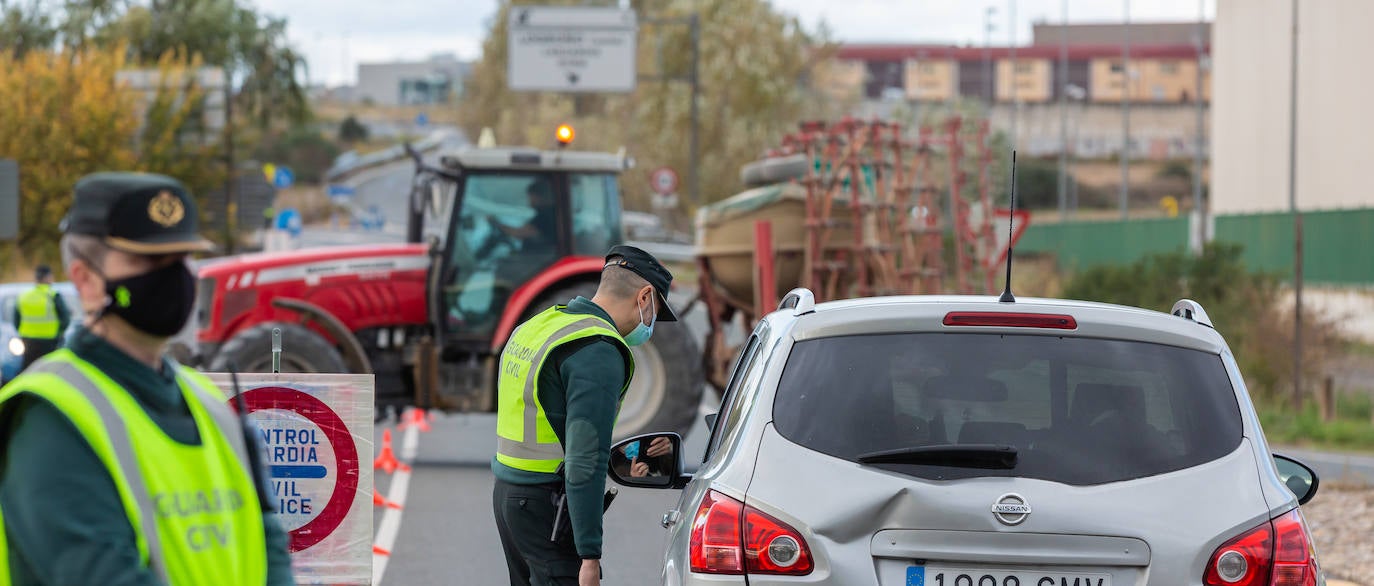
top-left (371, 417), bottom-right (421, 585)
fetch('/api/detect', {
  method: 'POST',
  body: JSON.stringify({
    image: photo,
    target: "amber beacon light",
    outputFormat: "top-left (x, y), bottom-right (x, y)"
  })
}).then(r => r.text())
top-left (555, 124), bottom-right (575, 146)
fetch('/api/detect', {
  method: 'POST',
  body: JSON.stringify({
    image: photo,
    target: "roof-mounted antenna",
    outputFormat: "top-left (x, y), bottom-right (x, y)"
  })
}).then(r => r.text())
top-left (998, 151), bottom-right (1018, 304)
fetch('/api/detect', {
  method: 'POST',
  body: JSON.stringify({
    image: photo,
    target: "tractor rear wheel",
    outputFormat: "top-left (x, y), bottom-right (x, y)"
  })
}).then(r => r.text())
top-left (208, 322), bottom-right (348, 374)
top-left (523, 283), bottom-right (705, 441)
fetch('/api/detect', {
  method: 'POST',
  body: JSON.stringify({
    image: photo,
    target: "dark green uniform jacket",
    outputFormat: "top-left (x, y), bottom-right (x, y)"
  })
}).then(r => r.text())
top-left (0, 327), bottom-right (294, 585)
top-left (492, 297), bottom-right (631, 560)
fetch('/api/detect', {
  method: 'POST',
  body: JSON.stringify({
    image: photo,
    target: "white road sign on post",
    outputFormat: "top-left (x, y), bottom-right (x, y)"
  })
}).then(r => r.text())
top-left (508, 6), bottom-right (637, 93)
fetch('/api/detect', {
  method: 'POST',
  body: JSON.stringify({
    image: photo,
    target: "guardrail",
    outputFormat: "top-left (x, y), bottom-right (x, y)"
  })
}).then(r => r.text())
top-left (323, 131), bottom-right (451, 184)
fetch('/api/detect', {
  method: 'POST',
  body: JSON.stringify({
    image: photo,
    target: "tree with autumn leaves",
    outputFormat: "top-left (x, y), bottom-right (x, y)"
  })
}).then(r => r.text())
top-left (0, 0), bottom-right (309, 275)
top-left (459, 0), bottom-right (848, 215)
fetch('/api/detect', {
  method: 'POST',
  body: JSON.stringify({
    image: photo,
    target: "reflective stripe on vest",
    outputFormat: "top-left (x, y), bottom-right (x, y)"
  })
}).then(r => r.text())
top-left (0, 503), bottom-right (8, 585)
top-left (16, 285), bottom-right (59, 339)
top-left (0, 351), bottom-right (265, 585)
top-left (495, 307), bottom-right (633, 473)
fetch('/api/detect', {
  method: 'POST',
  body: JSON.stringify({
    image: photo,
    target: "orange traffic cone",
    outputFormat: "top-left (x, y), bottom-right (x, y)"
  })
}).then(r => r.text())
top-left (397, 408), bottom-right (431, 433)
top-left (373, 485), bottom-right (402, 509)
top-left (373, 429), bottom-right (410, 474)
top-left (373, 545), bottom-right (390, 556)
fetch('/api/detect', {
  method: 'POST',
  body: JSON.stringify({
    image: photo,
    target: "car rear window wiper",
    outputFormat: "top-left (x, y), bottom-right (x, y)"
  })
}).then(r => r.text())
top-left (856, 444), bottom-right (1018, 469)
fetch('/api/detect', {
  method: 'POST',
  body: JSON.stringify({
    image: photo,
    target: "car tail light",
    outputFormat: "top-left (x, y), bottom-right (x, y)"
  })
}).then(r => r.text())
top-left (943, 311), bottom-right (1077, 329)
top-left (1203, 509), bottom-right (1318, 586)
top-left (1271, 510), bottom-right (1319, 586)
top-left (690, 490), bottom-right (743, 574)
top-left (690, 489), bottom-right (814, 576)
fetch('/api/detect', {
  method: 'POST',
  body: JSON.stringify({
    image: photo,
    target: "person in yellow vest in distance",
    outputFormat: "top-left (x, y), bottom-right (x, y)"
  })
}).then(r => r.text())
top-left (12, 265), bottom-right (70, 372)
top-left (492, 245), bottom-right (678, 586)
top-left (0, 172), bottom-right (294, 585)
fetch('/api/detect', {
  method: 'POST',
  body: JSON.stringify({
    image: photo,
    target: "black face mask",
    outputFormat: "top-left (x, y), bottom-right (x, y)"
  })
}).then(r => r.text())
top-left (99, 261), bottom-right (197, 337)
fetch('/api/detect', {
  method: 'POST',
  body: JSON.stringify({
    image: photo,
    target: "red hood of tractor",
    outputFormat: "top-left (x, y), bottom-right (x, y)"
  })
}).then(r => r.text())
top-left (197, 244), bottom-right (431, 344)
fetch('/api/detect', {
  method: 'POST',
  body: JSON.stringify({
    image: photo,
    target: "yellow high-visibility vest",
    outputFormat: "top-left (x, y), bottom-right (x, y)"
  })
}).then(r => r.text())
top-left (495, 306), bottom-right (633, 473)
top-left (0, 350), bottom-right (267, 585)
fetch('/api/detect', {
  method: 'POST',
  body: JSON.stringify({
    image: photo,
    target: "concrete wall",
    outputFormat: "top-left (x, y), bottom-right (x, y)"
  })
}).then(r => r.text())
top-left (1212, 0), bottom-right (1374, 214)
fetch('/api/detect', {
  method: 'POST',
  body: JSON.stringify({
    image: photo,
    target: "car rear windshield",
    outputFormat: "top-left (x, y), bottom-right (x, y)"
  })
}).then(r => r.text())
top-left (773, 333), bottom-right (1244, 485)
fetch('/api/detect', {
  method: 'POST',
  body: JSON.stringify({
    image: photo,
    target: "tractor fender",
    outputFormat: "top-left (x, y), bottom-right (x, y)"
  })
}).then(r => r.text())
top-left (271, 297), bottom-right (374, 374)
top-left (490, 256), bottom-right (606, 353)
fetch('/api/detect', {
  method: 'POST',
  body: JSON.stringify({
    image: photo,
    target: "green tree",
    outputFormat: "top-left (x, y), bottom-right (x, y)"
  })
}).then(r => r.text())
top-left (0, 46), bottom-right (138, 259)
top-left (338, 115), bottom-right (370, 144)
top-left (0, 0), bottom-right (57, 57)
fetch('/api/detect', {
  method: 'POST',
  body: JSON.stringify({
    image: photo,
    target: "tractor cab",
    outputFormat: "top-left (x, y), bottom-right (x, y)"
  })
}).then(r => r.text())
top-left (404, 130), bottom-right (635, 350)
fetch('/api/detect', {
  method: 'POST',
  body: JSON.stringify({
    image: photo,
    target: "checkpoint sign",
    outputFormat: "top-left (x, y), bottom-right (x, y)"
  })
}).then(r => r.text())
top-left (209, 373), bottom-right (373, 585)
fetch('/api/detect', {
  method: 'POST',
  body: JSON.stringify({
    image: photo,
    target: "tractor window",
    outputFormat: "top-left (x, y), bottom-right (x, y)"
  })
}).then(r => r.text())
top-left (443, 172), bottom-right (562, 337)
top-left (570, 173), bottom-right (622, 256)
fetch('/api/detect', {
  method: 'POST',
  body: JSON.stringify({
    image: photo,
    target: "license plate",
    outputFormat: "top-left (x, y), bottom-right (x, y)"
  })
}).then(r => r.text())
top-left (906, 566), bottom-right (1111, 586)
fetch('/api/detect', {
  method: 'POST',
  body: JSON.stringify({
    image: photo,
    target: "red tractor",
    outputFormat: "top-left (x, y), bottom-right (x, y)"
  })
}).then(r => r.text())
top-left (193, 134), bottom-right (705, 438)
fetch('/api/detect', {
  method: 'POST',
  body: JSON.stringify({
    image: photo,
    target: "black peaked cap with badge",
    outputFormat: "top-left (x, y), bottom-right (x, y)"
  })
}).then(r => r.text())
top-left (604, 245), bottom-right (677, 322)
top-left (62, 172), bottom-right (216, 255)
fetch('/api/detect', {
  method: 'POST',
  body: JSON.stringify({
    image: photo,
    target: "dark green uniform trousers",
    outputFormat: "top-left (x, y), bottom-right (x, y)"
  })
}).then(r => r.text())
top-left (493, 478), bottom-right (590, 586)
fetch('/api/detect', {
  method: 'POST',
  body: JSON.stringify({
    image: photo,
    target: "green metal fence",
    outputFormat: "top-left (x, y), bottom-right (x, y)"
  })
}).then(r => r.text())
top-left (1016, 216), bottom-right (1192, 271)
top-left (1214, 209), bottom-right (1374, 286)
top-left (1015, 208), bottom-right (1374, 286)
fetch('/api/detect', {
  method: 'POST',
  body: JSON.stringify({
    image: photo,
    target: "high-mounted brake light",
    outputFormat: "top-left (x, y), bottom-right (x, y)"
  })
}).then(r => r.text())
top-left (942, 311), bottom-right (1077, 329)
top-left (689, 490), bottom-right (813, 576)
top-left (555, 124), bottom-right (575, 145)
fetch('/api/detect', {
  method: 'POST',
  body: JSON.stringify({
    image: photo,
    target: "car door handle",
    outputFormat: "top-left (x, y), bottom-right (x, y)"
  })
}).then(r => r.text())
top-left (661, 509), bottom-right (681, 528)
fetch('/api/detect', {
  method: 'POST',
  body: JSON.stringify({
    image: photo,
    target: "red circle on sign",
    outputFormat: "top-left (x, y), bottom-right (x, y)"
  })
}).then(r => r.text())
top-left (239, 386), bottom-right (360, 553)
top-left (650, 167), bottom-right (678, 195)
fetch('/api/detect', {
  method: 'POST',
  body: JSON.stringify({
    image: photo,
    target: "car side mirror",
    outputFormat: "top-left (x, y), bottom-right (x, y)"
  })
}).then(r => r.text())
top-left (609, 432), bottom-right (689, 489)
top-left (1273, 453), bottom-right (1320, 505)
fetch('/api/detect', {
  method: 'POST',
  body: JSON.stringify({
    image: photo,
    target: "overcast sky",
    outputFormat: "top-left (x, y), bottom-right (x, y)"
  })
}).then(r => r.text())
top-left (249, 0), bottom-right (1216, 87)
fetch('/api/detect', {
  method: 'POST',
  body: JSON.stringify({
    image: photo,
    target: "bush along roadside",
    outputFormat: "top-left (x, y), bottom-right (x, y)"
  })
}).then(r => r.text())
top-left (1062, 243), bottom-right (1373, 452)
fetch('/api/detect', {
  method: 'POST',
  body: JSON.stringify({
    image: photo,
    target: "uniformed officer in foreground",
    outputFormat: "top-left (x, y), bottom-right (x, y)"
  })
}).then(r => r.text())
top-left (492, 245), bottom-right (677, 586)
top-left (0, 172), bottom-right (294, 585)
top-left (12, 265), bottom-right (70, 371)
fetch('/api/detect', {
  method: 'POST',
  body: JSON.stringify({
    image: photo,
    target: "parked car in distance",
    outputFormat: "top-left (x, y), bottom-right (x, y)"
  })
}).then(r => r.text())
top-left (611, 289), bottom-right (1325, 586)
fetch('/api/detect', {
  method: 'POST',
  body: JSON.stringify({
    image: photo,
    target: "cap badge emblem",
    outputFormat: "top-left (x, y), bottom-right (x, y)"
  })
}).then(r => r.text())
top-left (149, 190), bottom-right (185, 228)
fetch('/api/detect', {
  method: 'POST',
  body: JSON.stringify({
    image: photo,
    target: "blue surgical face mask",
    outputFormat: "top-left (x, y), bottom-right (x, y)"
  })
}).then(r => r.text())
top-left (624, 295), bottom-right (656, 346)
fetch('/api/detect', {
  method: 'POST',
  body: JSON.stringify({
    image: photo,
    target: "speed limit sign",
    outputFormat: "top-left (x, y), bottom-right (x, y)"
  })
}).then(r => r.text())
top-left (650, 167), bottom-right (679, 195)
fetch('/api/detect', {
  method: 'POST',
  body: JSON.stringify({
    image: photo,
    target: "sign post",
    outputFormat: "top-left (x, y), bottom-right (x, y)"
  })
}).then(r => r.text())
top-left (0, 159), bottom-right (17, 241)
top-left (208, 373), bottom-right (374, 585)
top-left (507, 6), bottom-right (637, 93)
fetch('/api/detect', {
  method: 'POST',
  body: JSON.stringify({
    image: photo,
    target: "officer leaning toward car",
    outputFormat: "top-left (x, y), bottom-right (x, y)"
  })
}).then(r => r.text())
top-left (492, 245), bottom-right (677, 586)
top-left (0, 172), bottom-right (294, 585)
top-left (12, 264), bottom-right (70, 372)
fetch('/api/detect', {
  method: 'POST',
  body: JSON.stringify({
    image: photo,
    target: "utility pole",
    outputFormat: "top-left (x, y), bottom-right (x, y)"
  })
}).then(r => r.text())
top-left (1288, 0), bottom-right (1304, 411)
top-left (1119, 0), bottom-right (1131, 220)
top-left (688, 13), bottom-right (700, 209)
top-left (1192, 0), bottom-right (1207, 253)
top-left (1057, 0), bottom-right (1069, 220)
top-left (223, 71), bottom-right (236, 254)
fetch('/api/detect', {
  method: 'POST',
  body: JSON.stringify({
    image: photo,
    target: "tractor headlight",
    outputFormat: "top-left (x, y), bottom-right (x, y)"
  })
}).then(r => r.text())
top-left (8, 337), bottom-right (24, 356)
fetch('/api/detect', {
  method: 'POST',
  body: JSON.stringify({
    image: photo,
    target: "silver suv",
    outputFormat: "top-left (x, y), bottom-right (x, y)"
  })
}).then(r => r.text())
top-left (611, 289), bottom-right (1324, 586)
